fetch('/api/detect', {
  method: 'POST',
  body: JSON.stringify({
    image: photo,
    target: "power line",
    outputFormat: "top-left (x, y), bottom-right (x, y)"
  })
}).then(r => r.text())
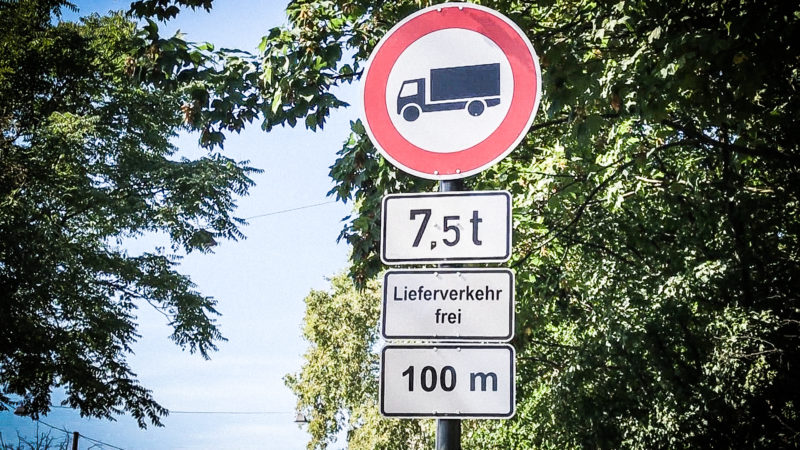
top-left (36, 419), bottom-right (124, 450)
top-left (50, 404), bottom-right (291, 415)
top-left (78, 433), bottom-right (125, 450)
top-left (169, 410), bottom-right (290, 415)
top-left (243, 200), bottom-right (337, 220)
top-left (5, 402), bottom-right (297, 448)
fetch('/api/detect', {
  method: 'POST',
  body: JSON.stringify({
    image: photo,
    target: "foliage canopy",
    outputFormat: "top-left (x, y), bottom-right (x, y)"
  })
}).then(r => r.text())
top-left (3, 0), bottom-right (799, 445)
top-left (0, 0), bottom-right (261, 426)
top-left (278, 0), bottom-right (800, 448)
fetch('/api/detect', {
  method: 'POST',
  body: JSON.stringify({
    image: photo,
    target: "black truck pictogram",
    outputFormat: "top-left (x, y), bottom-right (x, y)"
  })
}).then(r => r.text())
top-left (397, 63), bottom-right (501, 122)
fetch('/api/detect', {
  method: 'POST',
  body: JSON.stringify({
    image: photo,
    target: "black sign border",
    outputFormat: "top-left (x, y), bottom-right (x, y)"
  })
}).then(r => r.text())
top-left (381, 268), bottom-right (515, 341)
top-left (380, 191), bottom-right (512, 265)
top-left (379, 344), bottom-right (516, 418)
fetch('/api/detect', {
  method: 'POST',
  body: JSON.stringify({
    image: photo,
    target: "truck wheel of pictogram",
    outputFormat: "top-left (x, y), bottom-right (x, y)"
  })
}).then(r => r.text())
top-left (467, 100), bottom-right (485, 117)
top-left (402, 104), bottom-right (421, 122)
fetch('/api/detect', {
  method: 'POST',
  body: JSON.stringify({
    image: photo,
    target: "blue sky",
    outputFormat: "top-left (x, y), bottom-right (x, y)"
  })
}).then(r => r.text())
top-left (0, 1), bottom-right (358, 448)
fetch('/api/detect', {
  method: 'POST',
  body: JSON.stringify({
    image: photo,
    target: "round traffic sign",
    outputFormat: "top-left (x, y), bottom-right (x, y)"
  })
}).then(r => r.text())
top-left (362, 3), bottom-right (541, 180)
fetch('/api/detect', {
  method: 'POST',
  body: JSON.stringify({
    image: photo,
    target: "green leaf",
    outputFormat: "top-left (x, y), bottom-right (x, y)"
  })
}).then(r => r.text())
top-left (271, 89), bottom-right (282, 113)
top-left (305, 114), bottom-right (317, 131)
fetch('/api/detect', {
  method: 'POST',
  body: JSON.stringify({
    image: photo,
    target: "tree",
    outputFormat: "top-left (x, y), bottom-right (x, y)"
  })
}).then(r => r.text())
top-left (0, 0), bottom-right (261, 427)
top-left (285, 274), bottom-right (431, 449)
top-left (0, 428), bottom-right (68, 450)
top-left (277, 0), bottom-right (800, 448)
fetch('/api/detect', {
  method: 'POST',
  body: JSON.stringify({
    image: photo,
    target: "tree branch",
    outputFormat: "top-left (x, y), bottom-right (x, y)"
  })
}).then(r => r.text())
top-left (529, 115), bottom-right (570, 133)
top-left (518, 356), bottom-right (566, 370)
top-left (564, 235), bottom-right (637, 265)
top-left (527, 339), bottom-right (580, 350)
top-left (662, 119), bottom-right (800, 166)
top-left (513, 158), bottom-right (634, 268)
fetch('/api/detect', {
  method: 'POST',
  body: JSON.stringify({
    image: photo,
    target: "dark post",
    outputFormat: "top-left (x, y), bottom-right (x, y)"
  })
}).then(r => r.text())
top-left (436, 178), bottom-right (463, 450)
top-left (439, 179), bottom-right (464, 193)
top-left (436, 418), bottom-right (462, 450)
top-left (72, 432), bottom-right (79, 450)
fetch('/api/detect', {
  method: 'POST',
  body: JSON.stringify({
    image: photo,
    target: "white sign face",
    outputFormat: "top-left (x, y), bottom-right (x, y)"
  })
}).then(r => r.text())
top-left (361, 3), bottom-right (542, 179)
top-left (381, 191), bottom-right (511, 264)
top-left (380, 345), bottom-right (515, 418)
top-left (385, 28), bottom-right (514, 154)
top-left (382, 269), bottom-right (514, 341)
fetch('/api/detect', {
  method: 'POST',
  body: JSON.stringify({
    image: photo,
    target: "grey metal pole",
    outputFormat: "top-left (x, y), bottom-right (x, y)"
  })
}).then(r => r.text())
top-left (436, 178), bottom-right (463, 450)
top-left (439, 179), bottom-right (464, 193)
top-left (436, 418), bottom-right (462, 450)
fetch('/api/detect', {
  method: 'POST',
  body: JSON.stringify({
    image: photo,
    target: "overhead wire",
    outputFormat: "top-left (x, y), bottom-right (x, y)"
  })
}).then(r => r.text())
top-left (4, 401), bottom-right (299, 449)
top-left (36, 419), bottom-right (125, 450)
top-left (48, 404), bottom-right (291, 415)
top-left (169, 410), bottom-right (290, 415)
top-left (243, 200), bottom-right (337, 221)
top-left (1, 401), bottom-right (123, 449)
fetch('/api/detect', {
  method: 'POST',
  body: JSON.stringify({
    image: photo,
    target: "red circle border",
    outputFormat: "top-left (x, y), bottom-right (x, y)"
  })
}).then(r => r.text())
top-left (363, 4), bottom-right (540, 179)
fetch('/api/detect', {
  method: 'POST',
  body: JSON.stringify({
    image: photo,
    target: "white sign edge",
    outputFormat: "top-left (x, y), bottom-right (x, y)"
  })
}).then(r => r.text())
top-left (360, 3), bottom-right (542, 180)
top-left (379, 190), bottom-right (513, 265)
top-left (378, 343), bottom-right (517, 419)
top-left (380, 268), bottom-right (515, 342)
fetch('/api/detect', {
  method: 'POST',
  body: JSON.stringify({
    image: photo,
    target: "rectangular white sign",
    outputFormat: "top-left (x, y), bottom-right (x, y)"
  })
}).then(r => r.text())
top-left (380, 345), bottom-right (515, 418)
top-left (382, 269), bottom-right (514, 341)
top-left (381, 191), bottom-right (512, 264)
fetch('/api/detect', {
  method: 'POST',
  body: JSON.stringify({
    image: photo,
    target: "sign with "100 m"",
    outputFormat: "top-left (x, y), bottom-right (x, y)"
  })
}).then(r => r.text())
top-left (381, 191), bottom-right (511, 264)
top-left (380, 345), bottom-right (515, 418)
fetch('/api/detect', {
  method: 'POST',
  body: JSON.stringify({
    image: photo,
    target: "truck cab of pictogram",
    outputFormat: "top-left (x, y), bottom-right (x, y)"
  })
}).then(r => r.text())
top-left (396, 63), bottom-right (502, 122)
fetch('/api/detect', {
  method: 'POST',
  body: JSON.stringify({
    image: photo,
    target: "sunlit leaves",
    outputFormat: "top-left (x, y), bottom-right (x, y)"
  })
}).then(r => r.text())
top-left (0, 1), bottom-right (257, 427)
top-left (283, 0), bottom-right (800, 448)
top-left (285, 274), bottom-right (431, 449)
